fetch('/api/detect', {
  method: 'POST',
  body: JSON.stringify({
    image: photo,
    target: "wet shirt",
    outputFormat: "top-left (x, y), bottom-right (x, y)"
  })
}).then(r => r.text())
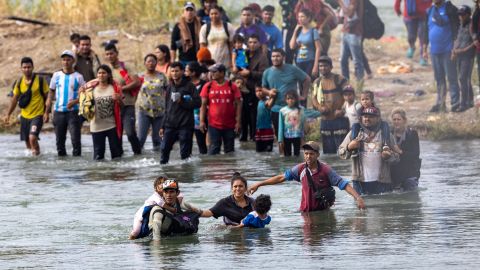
top-left (13, 75), bottom-right (49, 119)
top-left (209, 195), bottom-right (254, 225)
top-left (295, 28), bottom-right (319, 63)
top-left (428, 3), bottom-right (453, 54)
top-left (242, 211), bottom-right (271, 228)
top-left (90, 85), bottom-right (115, 133)
top-left (137, 72), bottom-right (167, 118)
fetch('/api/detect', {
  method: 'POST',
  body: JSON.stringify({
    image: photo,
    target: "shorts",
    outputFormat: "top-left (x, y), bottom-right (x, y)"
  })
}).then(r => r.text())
top-left (20, 116), bottom-right (43, 141)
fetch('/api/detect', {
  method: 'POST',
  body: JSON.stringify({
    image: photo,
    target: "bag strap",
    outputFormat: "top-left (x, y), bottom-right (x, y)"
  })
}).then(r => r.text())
top-left (26, 74), bottom-right (36, 94)
top-left (304, 164), bottom-right (318, 193)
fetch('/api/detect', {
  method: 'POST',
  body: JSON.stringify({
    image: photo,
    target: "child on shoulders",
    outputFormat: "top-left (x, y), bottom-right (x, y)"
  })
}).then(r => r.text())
top-left (231, 34), bottom-right (249, 74)
top-left (341, 85), bottom-right (362, 129)
top-left (237, 194), bottom-right (272, 228)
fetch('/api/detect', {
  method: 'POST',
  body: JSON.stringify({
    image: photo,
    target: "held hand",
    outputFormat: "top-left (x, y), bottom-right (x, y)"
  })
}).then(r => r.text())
top-left (311, 65), bottom-right (319, 78)
top-left (159, 128), bottom-right (164, 138)
top-left (269, 88), bottom-right (277, 98)
top-left (348, 139), bottom-right (360, 151)
top-left (199, 122), bottom-right (207, 134)
top-left (356, 197), bottom-right (366, 210)
top-left (234, 122), bottom-right (241, 134)
top-left (43, 112), bottom-right (49, 123)
top-left (78, 85), bottom-right (86, 93)
top-left (3, 115), bottom-right (10, 125)
top-left (66, 100), bottom-right (76, 110)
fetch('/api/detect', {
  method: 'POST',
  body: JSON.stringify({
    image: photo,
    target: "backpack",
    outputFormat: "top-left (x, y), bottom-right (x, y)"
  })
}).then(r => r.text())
top-left (362, 0), bottom-right (385, 40)
top-left (160, 209), bottom-right (200, 236)
top-left (119, 61), bottom-right (143, 97)
top-left (206, 21), bottom-right (230, 41)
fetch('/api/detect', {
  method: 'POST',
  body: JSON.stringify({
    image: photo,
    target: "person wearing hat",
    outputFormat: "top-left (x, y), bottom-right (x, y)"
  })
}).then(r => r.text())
top-left (311, 55), bottom-right (350, 154)
top-left (452, 5), bottom-right (475, 112)
top-left (4, 57), bottom-right (50, 156)
top-left (199, 63), bottom-right (242, 155)
top-left (45, 50), bottom-right (85, 156)
top-left (171, 2), bottom-right (202, 66)
top-left (249, 141), bottom-right (365, 212)
top-left (338, 106), bottom-right (399, 195)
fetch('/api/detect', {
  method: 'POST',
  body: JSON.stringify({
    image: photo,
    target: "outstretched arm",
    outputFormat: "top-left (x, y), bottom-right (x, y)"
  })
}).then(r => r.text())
top-left (248, 174), bottom-right (285, 195)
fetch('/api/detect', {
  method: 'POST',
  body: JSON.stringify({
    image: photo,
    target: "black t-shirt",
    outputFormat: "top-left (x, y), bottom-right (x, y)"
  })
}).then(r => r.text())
top-left (209, 195), bottom-right (254, 225)
top-left (171, 22), bottom-right (198, 62)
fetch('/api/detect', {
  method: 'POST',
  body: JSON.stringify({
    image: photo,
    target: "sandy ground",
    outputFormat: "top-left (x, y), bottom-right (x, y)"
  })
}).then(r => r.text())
top-left (0, 18), bottom-right (478, 138)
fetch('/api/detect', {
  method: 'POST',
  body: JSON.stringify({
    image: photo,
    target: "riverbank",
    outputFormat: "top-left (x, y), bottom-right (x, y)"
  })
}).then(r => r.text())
top-left (1, 19), bottom-right (479, 140)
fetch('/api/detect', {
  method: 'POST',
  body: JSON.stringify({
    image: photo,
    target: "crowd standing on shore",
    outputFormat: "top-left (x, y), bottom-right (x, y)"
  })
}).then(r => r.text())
top-left (10, 0), bottom-right (478, 239)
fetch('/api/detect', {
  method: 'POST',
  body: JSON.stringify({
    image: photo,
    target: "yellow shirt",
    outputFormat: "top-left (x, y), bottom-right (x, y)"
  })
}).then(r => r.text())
top-left (13, 75), bottom-right (49, 119)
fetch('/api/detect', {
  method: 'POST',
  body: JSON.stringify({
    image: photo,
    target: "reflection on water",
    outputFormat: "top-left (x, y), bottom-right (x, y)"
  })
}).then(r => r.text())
top-left (1, 135), bottom-right (480, 268)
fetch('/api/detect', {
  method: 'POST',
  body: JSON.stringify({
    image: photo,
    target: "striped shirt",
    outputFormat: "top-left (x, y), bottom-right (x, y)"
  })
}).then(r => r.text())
top-left (49, 71), bottom-right (85, 112)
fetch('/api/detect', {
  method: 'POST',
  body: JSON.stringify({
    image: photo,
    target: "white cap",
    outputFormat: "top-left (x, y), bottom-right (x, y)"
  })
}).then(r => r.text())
top-left (60, 50), bottom-right (75, 59)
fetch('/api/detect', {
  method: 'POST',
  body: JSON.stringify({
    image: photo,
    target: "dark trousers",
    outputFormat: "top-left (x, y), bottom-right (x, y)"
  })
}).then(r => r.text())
top-left (284, 137), bottom-right (301, 156)
top-left (160, 128), bottom-right (193, 164)
top-left (457, 54), bottom-right (475, 108)
top-left (271, 111), bottom-right (279, 140)
top-left (321, 117), bottom-right (350, 154)
top-left (208, 127), bottom-right (235, 155)
top-left (121, 105), bottom-right (142, 154)
top-left (194, 129), bottom-right (207, 154)
top-left (92, 127), bottom-right (122, 160)
top-left (256, 140), bottom-right (273, 152)
top-left (53, 111), bottom-right (82, 156)
top-left (240, 98), bottom-right (257, 141)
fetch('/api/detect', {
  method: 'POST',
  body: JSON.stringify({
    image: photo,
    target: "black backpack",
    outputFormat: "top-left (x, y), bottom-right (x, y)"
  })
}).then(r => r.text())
top-left (362, 0), bottom-right (385, 40)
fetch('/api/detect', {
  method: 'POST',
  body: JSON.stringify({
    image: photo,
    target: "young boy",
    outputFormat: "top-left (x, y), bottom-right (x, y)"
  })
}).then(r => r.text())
top-left (255, 86), bottom-right (275, 152)
top-left (342, 85), bottom-right (362, 129)
top-left (231, 34), bottom-right (249, 73)
top-left (238, 194), bottom-right (272, 228)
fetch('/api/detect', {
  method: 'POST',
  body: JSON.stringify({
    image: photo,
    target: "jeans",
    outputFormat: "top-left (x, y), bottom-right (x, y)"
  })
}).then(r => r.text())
top-left (208, 127), bottom-right (235, 155)
top-left (160, 128), bottom-right (193, 164)
top-left (283, 137), bottom-right (301, 156)
top-left (352, 180), bottom-right (393, 195)
top-left (137, 111), bottom-right (162, 151)
top-left (92, 127), bottom-right (122, 160)
top-left (121, 105), bottom-right (142, 154)
top-left (194, 129), bottom-right (208, 154)
top-left (53, 111), bottom-right (82, 156)
top-left (341, 33), bottom-right (365, 81)
top-left (430, 52), bottom-right (460, 107)
top-left (457, 53), bottom-right (475, 108)
top-left (404, 18), bottom-right (426, 56)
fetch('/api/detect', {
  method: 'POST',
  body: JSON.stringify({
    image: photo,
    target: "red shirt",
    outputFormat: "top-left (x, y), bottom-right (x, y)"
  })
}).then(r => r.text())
top-left (200, 80), bottom-right (241, 129)
top-left (394, 0), bottom-right (431, 20)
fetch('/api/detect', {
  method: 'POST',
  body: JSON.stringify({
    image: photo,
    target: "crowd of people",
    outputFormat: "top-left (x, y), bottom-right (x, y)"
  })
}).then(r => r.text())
top-left (8, 0), bottom-right (478, 239)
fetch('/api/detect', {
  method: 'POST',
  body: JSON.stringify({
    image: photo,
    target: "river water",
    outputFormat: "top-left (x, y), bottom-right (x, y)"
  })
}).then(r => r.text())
top-left (1, 134), bottom-right (479, 269)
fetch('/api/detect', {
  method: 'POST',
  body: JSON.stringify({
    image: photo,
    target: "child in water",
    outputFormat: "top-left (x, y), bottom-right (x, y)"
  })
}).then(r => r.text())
top-left (278, 90), bottom-right (305, 156)
top-left (254, 86), bottom-right (275, 152)
top-left (129, 176), bottom-right (183, 240)
top-left (237, 194), bottom-right (272, 228)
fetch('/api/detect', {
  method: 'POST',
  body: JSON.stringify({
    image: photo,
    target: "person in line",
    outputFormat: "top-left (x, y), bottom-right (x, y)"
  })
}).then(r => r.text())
top-left (394, 0), bottom-right (431, 65)
top-left (202, 172), bottom-right (255, 225)
top-left (262, 49), bottom-right (311, 140)
top-left (279, 0), bottom-right (300, 64)
top-left (341, 85), bottom-right (362, 129)
top-left (311, 55), bottom-right (350, 154)
top-left (471, 0), bottom-right (480, 91)
top-left (338, 107), bottom-right (399, 195)
top-left (254, 86), bottom-right (275, 152)
top-left (199, 5), bottom-right (235, 68)
top-left (154, 44), bottom-right (171, 76)
top-left (46, 50), bottom-right (85, 157)
top-left (84, 65), bottom-right (123, 160)
top-left (104, 43), bottom-right (142, 155)
top-left (423, 0), bottom-right (460, 113)
top-left (185, 61), bottom-right (208, 155)
top-left (137, 54), bottom-right (168, 151)
top-left (249, 141), bottom-right (366, 212)
top-left (4, 57), bottom-right (49, 156)
top-left (171, 2), bottom-right (202, 66)
top-left (199, 63), bottom-right (242, 155)
top-left (278, 90), bottom-right (306, 157)
top-left (289, 8), bottom-right (321, 79)
top-left (236, 194), bottom-right (272, 229)
top-left (235, 6), bottom-right (268, 46)
top-left (75, 35), bottom-right (101, 82)
top-left (259, 5), bottom-right (284, 51)
top-left (160, 62), bottom-right (201, 164)
top-left (390, 108), bottom-right (421, 192)
top-left (197, 0), bottom-right (230, 25)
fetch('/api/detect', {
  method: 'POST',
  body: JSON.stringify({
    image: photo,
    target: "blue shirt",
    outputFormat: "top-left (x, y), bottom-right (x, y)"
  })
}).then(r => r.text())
top-left (242, 211), bottom-right (271, 228)
top-left (262, 64), bottom-right (308, 112)
top-left (427, 4), bottom-right (453, 54)
top-left (260, 22), bottom-right (284, 51)
top-left (256, 100), bottom-right (272, 129)
top-left (296, 28), bottom-right (319, 63)
top-left (278, 106), bottom-right (305, 142)
top-left (234, 48), bottom-right (249, 69)
top-left (49, 71), bottom-right (85, 112)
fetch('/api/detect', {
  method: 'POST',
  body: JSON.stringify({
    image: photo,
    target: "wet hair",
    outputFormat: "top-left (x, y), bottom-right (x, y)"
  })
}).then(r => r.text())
top-left (299, 8), bottom-right (313, 20)
top-left (20, 57), bottom-right (34, 66)
top-left (96, 64), bottom-right (114, 84)
top-left (233, 34), bottom-right (245, 44)
top-left (170, 61), bottom-right (185, 70)
top-left (70, 33), bottom-right (80, 42)
top-left (248, 34), bottom-right (260, 42)
top-left (272, 48), bottom-right (286, 57)
top-left (155, 44), bottom-right (171, 63)
top-left (104, 43), bottom-right (118, 53)
top-left (263, 5), bottom-right (275, 13)
top-left (231, 172), bottom-right (248, 188)
top-left (254, 194), bottom-right (272, 215)
top-left (153, 176), bottom-right (168, 189)
top-left (79, 35), bottom-right (91, 42)
top-left (144, 53), bottom-right (158, 63)
top-left (285, 90), bottom-right (300, 108)
top-left (391, 108), bottom-right (407, 121)
top-left (186, 61), bottom-right (208, 77)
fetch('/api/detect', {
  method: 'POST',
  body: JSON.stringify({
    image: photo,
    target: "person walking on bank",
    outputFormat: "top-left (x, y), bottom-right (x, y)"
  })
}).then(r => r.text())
top-left (4, 57), bottom-right (49, 156)
top-left (46, 50), bottom-right (85, 157)
top-left (160, 62), bottom-right (201, 164)
top-left (171, 2), bottom-right (202, 65)
top-left (75, 35), bottom-right (101, 82)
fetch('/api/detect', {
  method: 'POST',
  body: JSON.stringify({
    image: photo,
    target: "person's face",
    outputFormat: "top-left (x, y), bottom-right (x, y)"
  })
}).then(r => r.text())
top-left (234, 79), bottom-right (245, 89)
top-left (96, 68), bottom-right (109, 83)
top-left (262, 11), bottom-right (274, 24)
top-left (154, 48), bottom-right (165, 61)
top-left (184, 7), bottom-right (196, 21)
top-left (248, 38), bottom-right (260, 51)
top-left (62, 56), bottom-right (74, 70)
top-left (21, 63), bottom-right (33, 77)
top-left (255, 87), bottom-right (264, 99)
top-left (343, 92), bottom-right (355, 103)
top-left (231, 180), bottom-right (246, 198)
top-left (144, 56), bottom-right (157, 72)
top-left (105, 50), bottom-right (118, 64)
top-left (79, 39), bottom-right (91, 55)
top-left (298, 12), bottom-right (310, 25)
top-left (286, 95), bottom-right (296, 107)
top-left (391, 113), bottom-right (407, 131)
top-left (433, 0), bottom-right (444, 7)
top-left (234, 41), bottom-right (244, 50)
top-left (211, 70), bottom-right (224, 81)
top-left (184, 65), bottom-right (193, 77)
top-left (303, 150), bottom-right (319, 167)
top-left (271, 52), bottom-right (284, 67)
top-left (362, 114), bottom-right (379, 127)
top-left (319, 62), bottom-right (332, 76)
top-left (163, 189), bottom-right (178, 205)
top-left (360, 94), bottom-right (373, 108)
top-left (209, 8), bottom-right (220, 22)
top-left (170, 67), bottom-right (183, 80)
top-left (241, 10), bottom-right (253, 25)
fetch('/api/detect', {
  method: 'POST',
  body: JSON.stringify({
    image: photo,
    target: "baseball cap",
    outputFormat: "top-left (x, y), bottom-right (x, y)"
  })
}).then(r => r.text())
top-left (162, 179), bottom-right (179, 191)
top-left (184, 1), bottom-right (196, 10)
top-left (318, 55), bottom-right (333, 66)
top-left (302, 141), bottom-right (320, 153)
top-left (208, 63), bottom-right (226, 72)
top-left (342, 85), bottom-right (355, 93)
top-left (60, 50), bottom-right (75, 59)
top-left (361, 106), bottom-right (380, 116)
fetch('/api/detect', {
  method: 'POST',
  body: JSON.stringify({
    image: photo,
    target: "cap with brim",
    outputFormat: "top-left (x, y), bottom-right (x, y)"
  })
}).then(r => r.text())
top-left (302, 141), bottom-right (320, 152)
top-left (318, 55), bottom-right (332, 65)
top-left (458, 6), bottom-right (471, 15)
top-left (60, 50), bottom-right (75, 59)
top-left (184, 2), bottom-right (195, 10)
top-left (208, 63), bottom-right (226, 72)
top-left (343, 85), bottom-right (355, 93)
top-left (361, 106), bottom-right (380, 116)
